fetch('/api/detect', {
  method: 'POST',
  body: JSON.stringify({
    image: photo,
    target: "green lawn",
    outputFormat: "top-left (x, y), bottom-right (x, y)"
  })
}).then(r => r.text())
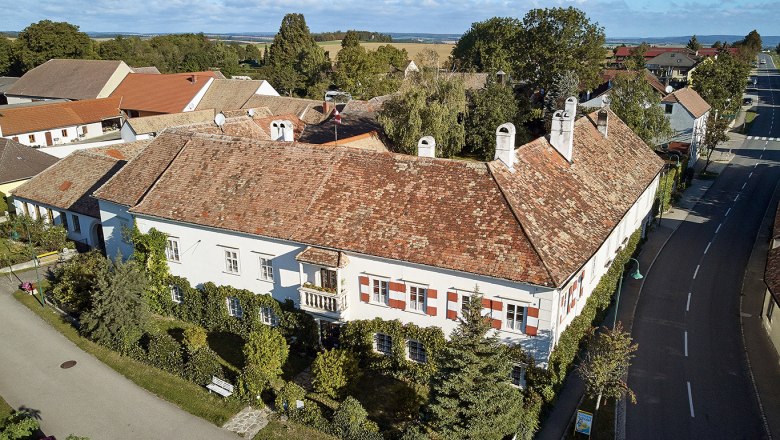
top-left (0, 395), bottom-right (12, 419)
top-left (0, 238), bottom-right (35, 267)
top-left (13, 292), bottom-right (244, 426)
top-left (564, 396), bottom-right (615, 440)
top-left (743, 110), bottom-right (758, 134)
top-left (254, 417), bottom-right (337, 440)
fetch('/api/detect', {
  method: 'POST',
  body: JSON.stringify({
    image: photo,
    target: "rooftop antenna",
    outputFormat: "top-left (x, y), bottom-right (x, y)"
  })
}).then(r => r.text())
top-left (214, 113), bottom-right (226, 133)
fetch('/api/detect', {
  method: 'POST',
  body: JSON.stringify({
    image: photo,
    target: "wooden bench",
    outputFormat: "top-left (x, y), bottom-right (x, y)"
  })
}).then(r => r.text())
top-left (206, 376), bottom-right (233, 397)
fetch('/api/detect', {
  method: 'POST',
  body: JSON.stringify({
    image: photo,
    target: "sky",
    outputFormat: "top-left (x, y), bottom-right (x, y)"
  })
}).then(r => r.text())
top-left (0, 0), bottom-right (778, 38)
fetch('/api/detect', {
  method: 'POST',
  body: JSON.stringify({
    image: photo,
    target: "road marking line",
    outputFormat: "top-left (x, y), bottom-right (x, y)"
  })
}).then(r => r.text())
top-left (742, 182), bottom-right (747, 190)
top-left (687, 292), bottom-right (691, 311)
top-left (716, 223), bottom-right (722, 233)
top-left (726, 207), bottom-right (731, 216)
top-left (687, 382), bottom-right (695, 418)
top-left (685, 331), bottom-right (688, 357)
top-left (761, 154), bottom-right (764, 160)
top-left (735, 194), bottom-right (740, 202)
top-left (704, 241), bottom-right (711, 254)
top-left (763, 137), bottom-right (768, 140)
top-left (693, 265), bottom-right (700, 279)
top-left (756, 163), bottom-right (759, 168)
top-left (749, 172), bottom-right (753, 179)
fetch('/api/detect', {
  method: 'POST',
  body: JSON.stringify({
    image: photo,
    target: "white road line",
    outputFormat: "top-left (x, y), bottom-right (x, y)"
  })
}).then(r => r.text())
top-left (726, 207), bottom-right (731, 216)
top-left (756, 163), bottom-right (759, 168)
top-left (693, 265), bottom-right (700, 279)
top-left (749, 172), bottom-right (753, 179)
top-left (704, 242), bottom-right (711, 254)
top-left (685, 331), bottom-right (688, 357)
top-left (687, 382), bottom-right (695, 418)
top-left (742, 182), bottom-right (747, 190)
top-left (761, 154), bottom-right (764, 160)
top-left (716, 223), bottom-right (722, 233)
top-left (686, 292), bottom-right (691, 312)
top-left (735, 194), bottom-right (740, 202)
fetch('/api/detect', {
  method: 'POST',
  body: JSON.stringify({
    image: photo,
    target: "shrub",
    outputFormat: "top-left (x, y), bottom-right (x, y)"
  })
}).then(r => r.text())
top-left (330, 396), bottom-right (382, 440)
top-left (240, 325), bottom-right (289, 398)
top-left (289, 399), bottom-right (330, 432)
top-left (0, 191), bottom-right (8, 214)
top-left (147, 332), bottom-right (184, 375)
top-left (312, 348), bottom-right (359, 399)
top-left (49, 250), bottom-right (109, 313)
top-left (0, 410), bottom-right (40, 439)
top-left (183, 325), bottom-right (208, 351)
top-left (274, 381), bottom-right (306, 414)
top-left (184, 346), bottom-right (222, 385)
top-left (3, 215), bottom-right (70, 252)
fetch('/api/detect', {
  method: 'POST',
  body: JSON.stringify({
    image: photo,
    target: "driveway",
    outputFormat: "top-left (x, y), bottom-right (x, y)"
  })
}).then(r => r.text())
top-left (0, 272), bottom-right (238, 440)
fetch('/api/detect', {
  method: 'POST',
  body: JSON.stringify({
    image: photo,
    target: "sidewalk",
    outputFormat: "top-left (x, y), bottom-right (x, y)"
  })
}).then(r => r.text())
top-left (535, 146), bottom-right (733, 440)
top-left (739, 176), bottom-right (780, 439)
top-left (0, 271), bottom-right (240, 440)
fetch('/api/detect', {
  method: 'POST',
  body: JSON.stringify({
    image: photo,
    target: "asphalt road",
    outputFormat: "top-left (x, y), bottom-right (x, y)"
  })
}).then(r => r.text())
top-left (626, 54), bottom-right (779, 439)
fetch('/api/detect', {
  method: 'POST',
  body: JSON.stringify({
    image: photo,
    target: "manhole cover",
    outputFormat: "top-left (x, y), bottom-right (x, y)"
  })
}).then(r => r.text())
top-left (60, 360), bottom-right (77, 369)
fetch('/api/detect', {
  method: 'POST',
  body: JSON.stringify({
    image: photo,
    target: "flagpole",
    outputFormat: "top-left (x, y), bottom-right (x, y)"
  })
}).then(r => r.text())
top-left (335, 123), bottom-right (338, 146)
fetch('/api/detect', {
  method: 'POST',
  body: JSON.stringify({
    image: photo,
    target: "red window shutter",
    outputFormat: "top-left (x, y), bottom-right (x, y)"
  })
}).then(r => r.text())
top-left (426, 289), bottom-right (437, 316)
top-left (526, 324), bottom-right (538, 336)
top-left (526, 307), bottom-right (539, 336)
top-left (447, 291), bottom-right (458, 302)
top-left (426, 306), bottom-right (437, 317)
top-left (358, 276), bottom-right (370, 303)
top-left (491, 319), bottom-right (502, 330)
top-left (490, 300), bottom-right (503, 311)
top-left (447, 310), bottom-right (458, 320)
top-left (359, 276), bottom-right (369, 286)
top-left (427, 289), bottom-right (438, 299)
top-left (481, 298), bottom-right (491, 308)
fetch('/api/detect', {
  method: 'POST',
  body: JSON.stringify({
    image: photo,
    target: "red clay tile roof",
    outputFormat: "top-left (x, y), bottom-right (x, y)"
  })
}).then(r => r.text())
top-left (12, 140), bottom-right (150, 217)
top-left (111, 73), bottom-right (213, 114)
top-left (6, 59), bottom-right (128, 100)
top-left (662, 87), bottom-right (711, 118)
top-left (0, 138), bottom-right (59, 184)
top-left (104, 110), bottom-right (661, 287)
top-left (296, 246), bottom-right (350, 268)
top-left (0, 97), bottom-right (122, 136)
top-left (241, 95), bottom-right (331, 125)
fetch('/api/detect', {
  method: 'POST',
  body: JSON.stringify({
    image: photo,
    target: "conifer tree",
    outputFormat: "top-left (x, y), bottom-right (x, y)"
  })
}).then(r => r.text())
top-left (424, 290), bottom-right (524, 440)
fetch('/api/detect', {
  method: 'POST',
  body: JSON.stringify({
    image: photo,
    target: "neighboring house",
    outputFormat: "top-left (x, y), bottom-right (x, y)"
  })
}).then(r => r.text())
top-left (0, 138), bottom-right (59, 202)
top-left (94, 97), bottom-right (663, 367)
top-left (110, 73), bottom-right (215, 117)
top-left (612, 46), bottom-right (739, 66)
top-left (0, 97), bottom-right (123, 147)
top-left (763, 204), bottom-right (780, 356)
top-left (5, 59), bottom-right (132, 104)
top-left (580, 69), bottom-right (667, 108)
top-left (12, 141), bottom-right (149, 251)
top-left (194, 79), bottom-right (279, 113)
top-left (299, 96), bottom-right (390, 150)
top-left (241, 95), bottom-right (333, 125)
top-left (131, 66), bottom-right (161, 74)
top-left (646, 52), bottom-right (699, 85)
top-left (0, 77), bottom-right (19, 105)
top-left (661, 88), bottom-right (711, 165)
top-left (120, 109), bottom-right (216, 142)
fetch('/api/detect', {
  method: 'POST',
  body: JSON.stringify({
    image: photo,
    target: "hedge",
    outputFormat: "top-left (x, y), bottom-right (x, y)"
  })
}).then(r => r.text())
top-left (339, 318), bottom-right (446, 384)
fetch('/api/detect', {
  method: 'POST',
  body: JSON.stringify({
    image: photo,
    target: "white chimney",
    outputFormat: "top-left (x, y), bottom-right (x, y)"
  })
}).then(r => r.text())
top-left (597, 109), bottom-right (608, 138)
top-left (549, 96), bottom-right (577, 163)
top-left (271, 120), bottom-right (294, 142)
top-left (494, 123), bottom-right (516, 170)
top-left (417, 136), bottom-right (436, 158)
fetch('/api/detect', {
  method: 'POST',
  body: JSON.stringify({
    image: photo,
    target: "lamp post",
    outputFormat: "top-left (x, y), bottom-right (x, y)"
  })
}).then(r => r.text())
top-left (613, 258), bottom-right (643, 328)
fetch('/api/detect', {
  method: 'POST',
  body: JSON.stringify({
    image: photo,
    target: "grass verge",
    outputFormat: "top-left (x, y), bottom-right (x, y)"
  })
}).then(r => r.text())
top-left (743, 110), bottom-right (758, 134)
top-left (564, 396), bottom-right (615, 440)
top-left (254, 416), bottom-right (337, 440)
top-left (13, 291), bottom-right (243, 425)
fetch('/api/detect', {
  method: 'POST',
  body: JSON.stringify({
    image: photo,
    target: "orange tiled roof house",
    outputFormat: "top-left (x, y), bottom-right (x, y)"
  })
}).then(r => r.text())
top-left (16, 96), bottom-right (662, 374)
top-left (661, 87), bottom-right (711, 165)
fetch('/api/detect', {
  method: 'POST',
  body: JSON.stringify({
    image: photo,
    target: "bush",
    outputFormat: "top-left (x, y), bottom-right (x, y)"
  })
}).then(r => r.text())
top-left (240, 325), bottom-right (289, 398)
top-left (330, 396), bottom-right (382, 440)
top-left (274, 381), bottom-right (306, 414)
top-left (147, 332), bottom-right (184, 375)
top-left (2, 215), bottom-right (70, 252)
top-left (49, 250), bottom-right (109, 313)
top-left (289, 399), bottom-right (330, 432)
top-left (0, 191), bottom-right (7, 214)
top-left (183, 325), bottom-right (208, 351)
top-left (0, 410), bottom-right (40, 439)
top-left (312, 349), bottom-right (359, 399)
top-left (184, 346), bottom-right (222, 385)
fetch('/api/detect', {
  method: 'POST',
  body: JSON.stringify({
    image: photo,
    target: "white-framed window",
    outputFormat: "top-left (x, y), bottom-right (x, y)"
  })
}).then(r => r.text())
top-left (259, 256), bottom-right (274, 282)
top-left (510, 364), bottom-right (526, 388)
top-left (226, 297), bottom-right (243, 318)
top-left (408, 285), bottom-right (427, 312)
top-left (407, 339), bottom-right (427, 363)
top-left (170, 285), bottom-right (183, 304)
top-left (224, 249), bottom-right (240, 274)
top-left (374, 332), bottom-right (392, 355)
top-left (506, 303), bottom-right (525, 332)
top-left (166, 238), bottom-right (180, 262)
top-left (260, 306), bottom-right (279, 326)
top-left (372, 278), bottom-right (389, 305)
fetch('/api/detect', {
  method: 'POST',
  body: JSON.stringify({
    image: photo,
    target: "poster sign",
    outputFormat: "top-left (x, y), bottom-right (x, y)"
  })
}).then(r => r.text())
top-left (575, 409), bottom-right (593, 436)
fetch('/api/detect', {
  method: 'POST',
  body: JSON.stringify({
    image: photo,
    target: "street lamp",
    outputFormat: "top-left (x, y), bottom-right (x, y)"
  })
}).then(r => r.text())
top-left (613, 257), bottom-right (643, 328)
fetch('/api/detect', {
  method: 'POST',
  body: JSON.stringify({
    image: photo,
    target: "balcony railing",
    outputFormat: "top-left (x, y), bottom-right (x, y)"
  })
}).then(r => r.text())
top-left (298, 285), bottom-right (348, 320)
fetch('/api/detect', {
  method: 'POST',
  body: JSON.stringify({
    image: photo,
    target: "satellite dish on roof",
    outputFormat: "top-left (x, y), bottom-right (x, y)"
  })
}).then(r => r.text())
top-left (214, 113), bottom-right (226, 127)
top-left (601, 95), bottom-right (610, 107)
top-left (665, 85), bottom-right (674, 94)
top-left (247, 108), bottom-right (256, 117)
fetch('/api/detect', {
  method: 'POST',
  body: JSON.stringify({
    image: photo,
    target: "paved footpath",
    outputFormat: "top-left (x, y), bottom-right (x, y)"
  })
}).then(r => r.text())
top-left (0, 271), bottom-right (239, 440)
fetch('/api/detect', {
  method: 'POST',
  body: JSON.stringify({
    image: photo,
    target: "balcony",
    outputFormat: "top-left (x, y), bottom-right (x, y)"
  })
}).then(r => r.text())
top-left (298, 284), bottom-right (349, 320)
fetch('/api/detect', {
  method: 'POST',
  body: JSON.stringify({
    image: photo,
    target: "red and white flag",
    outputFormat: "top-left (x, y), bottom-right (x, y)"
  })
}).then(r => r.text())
top-left (333, 109), bottom-right (342, 125)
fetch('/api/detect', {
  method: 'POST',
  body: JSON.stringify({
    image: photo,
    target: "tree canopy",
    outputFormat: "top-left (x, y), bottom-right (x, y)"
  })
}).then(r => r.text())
top-left (687, 35), bottom-right (702, 52)
top-left (14, 20), bottom-right (95, 73)
top-left (333, 42), bottom-right (406, 99)
top-left (692, 51), bottom-right (750, 114)
top-left (267, 13), bottom-right (330, 97)
top-left (625, 42), bottom-right (649, 70)
top-left (450, 17), bottom-right (523, 73)
top-left (609, 70), bottom-right (673, 146)
top-left (577, 324), bottom-right (638, 410)
top-left (465, 82), bottom-right (527, 161)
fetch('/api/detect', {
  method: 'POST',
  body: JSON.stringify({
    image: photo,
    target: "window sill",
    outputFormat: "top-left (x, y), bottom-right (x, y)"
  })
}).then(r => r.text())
top-left (369, 302), bottom-right (390, 308)
top-left (222, 271), bottom-right (241, 277)
top-left (406, 308), bottom-right (428, 316)
top-left (167, 260), bottom-right (181, 264)
top-left (257, 278), bottom-right (274, 284)
top-left (500, 327), bottom-right (527, 336)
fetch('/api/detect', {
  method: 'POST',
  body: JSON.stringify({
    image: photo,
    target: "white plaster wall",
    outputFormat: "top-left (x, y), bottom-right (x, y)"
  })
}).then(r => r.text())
top-left (5, 122), bottom-right (106, 148)
top-left (12, 197), bottom-right (99, 248)
top-left (5, 96), bottom-right (33, 105)
top-left (183, 78), bottom-right (215, 112)
top-left (97, 62), bottom-right (133, 98)
top-left (99, 200), bottom-right (134, 259)
top-left (256, 81), bottom-right (280, 97)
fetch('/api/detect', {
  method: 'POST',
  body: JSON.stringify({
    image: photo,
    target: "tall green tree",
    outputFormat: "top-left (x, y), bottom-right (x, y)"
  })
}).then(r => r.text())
top-left (625, 42), bottom-right (649, 70)
top-left (333, 41), bottom-right (404, 99)
top-left (692, 51), bottom-right (750, 114)
top-left (451, 17), bottom-right (523, 73)
top-left (424, 292), bottom-right (525, 439)
top-left (609, 70), bottom-right (673, 146)
top-left (80, 257), bottom-right (149, 353)
top-left (341, 30), bottom-right (361, 48)
top-left (700, 115), bottom-right (730, 172)
top-left (543, 69), bottom-right (579, 124)
top-left (14, 20), bottom-right (95, 73)
top-left (267, 13), bottom-right (329, 97)
top-left (687, 35), bottom-right (702, 52)
top-left (378, 76), bottom-right (466, 157)
top-left (0, 37), bottom-right (13, 75)
top-left (515, 7), bottom-right (606, 92)
top-left (577, 324), bottom-right (638, 410)
top-left (466, 82), bottom-right (526, 160)
top-left (736, 30), bottom-right (762, 59)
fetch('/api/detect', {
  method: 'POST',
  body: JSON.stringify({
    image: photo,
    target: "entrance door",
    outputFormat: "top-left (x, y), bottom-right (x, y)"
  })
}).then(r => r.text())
top-left (44, 132), bottom-right (52, 146)
top-left (319, 321), bottom-right (342, 349)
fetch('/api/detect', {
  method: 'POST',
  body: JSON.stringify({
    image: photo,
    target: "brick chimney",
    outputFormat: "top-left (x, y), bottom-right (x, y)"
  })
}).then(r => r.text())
top-left (597, 109), bottom-right (608, 138)
top-left (417, 136), bottom-right (436, 158)
top-left (549, 96), bottom-right (577, 163)
top-left (494, 123), bottom-right (516, 170)
top-left (323, 100), bottom-right (331, 115)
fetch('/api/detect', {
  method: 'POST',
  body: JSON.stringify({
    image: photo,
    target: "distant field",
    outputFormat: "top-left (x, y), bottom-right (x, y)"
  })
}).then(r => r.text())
top-left (321, 41), bottom-right (455, 61)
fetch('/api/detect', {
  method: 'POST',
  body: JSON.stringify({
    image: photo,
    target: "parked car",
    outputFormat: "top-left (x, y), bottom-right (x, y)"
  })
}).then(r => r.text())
top-left (744, 97), bottom-right (754, 106)
top-left (760, 59), bottom-right (767, 65)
